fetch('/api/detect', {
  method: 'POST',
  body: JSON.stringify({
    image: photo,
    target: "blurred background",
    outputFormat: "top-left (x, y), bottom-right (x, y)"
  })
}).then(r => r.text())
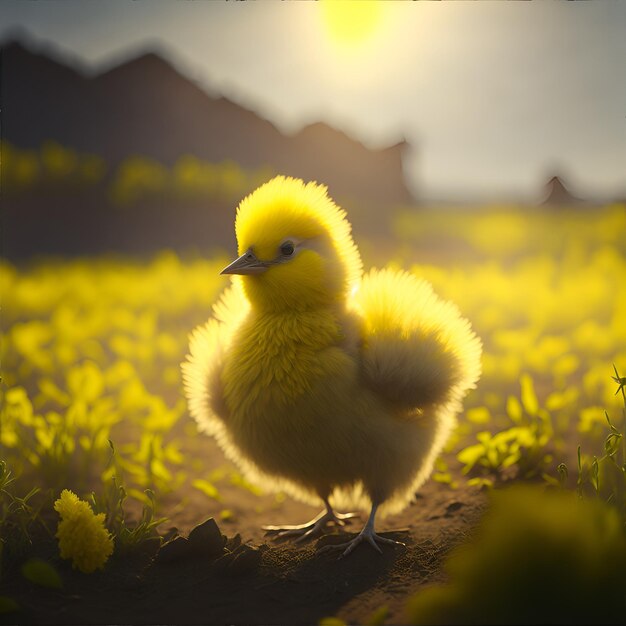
top-left (2, 1), bottom-right (625, 259)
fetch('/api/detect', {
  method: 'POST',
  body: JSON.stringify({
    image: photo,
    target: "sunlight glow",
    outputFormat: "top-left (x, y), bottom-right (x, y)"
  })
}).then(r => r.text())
top-left (320, 0), bottom-right (382, 47)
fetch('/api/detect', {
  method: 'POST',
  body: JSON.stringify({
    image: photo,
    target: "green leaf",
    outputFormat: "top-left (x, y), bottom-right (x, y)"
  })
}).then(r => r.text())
top-left (605, 411), bottom-right (620, 433)
top-left (486, 447), bottom-right (499, 468)
top-left (605, 432), bottom-right (622, 457)
top-left (467, 477), bottom-right (494, 489)
top-left (21, 558), bottom-right (63, 589)
top-left (501, 452), bottom-right (521, 469)
top-left (220, 508), bottom-right (234, 521)
top-left (542, 473), bottom-right (560, 487)
top-left (591, 457), bottom-right (599, 492)
top-left (506, 396), bottom-right (523, 423)
top-left (467, 406), bottom-right (491, 424)
top-left (192, 478), bottom-right (221, 501)
top-left (457, 444), bottom-right (485, 473)
top-left (520, 374), bottom-right (539, 416)
top-left (476, 431), bottom-right (493, 444)
top-left (611, 364), bottom-right (626, 395)
top-left (433, 472), bottom-right (453, 484)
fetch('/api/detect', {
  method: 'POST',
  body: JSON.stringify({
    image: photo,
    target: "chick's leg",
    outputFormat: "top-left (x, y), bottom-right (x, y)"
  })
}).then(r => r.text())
top-left (318, 502), bottom-right (405, 557)
top-left (263, 498), bottom-right (356, 543)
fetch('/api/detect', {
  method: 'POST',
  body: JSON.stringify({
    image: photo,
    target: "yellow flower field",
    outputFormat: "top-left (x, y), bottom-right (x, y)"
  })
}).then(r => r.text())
top-left (1, 203), bottom-right (625, 530)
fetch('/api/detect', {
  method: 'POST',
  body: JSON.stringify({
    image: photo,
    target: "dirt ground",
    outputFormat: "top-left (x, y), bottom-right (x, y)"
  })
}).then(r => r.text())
top-left (1, 431), bottom-right (487, 626)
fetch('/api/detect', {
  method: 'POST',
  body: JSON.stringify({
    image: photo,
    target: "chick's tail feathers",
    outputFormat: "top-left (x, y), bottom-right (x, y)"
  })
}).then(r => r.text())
top-left (352, 268), bottom-right (482, 412)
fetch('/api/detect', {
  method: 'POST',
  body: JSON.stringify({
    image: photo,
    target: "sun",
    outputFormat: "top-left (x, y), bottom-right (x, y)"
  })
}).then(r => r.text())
top-left (320, 0), bottom-right (383, 47)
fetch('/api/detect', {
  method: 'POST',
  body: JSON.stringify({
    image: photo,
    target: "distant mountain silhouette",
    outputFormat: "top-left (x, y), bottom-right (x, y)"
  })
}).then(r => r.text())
top-left (1, 38), bottom-right (413, 257)
top-left (540, 175), bottom-right (581, 206)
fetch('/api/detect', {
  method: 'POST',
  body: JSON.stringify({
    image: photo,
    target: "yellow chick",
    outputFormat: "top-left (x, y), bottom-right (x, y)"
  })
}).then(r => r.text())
top-left (183, 176), bottom-right (482, 556)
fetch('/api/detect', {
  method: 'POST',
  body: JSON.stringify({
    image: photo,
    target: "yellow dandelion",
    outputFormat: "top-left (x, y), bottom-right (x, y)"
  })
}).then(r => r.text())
top-left (54, 489), bottom-right (113, 573)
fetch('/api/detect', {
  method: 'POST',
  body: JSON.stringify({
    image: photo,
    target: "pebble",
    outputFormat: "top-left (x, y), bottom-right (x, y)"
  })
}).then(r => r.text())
top-left (226, 544), bottom-right (262, 576)
top-left (188, 517), bottom-right (227, 558)
top-left (155, 536), bottom-right (192, 564)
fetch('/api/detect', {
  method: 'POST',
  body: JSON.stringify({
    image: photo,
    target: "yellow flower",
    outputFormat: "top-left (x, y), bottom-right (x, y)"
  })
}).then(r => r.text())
top-left (54, 489), bottom-right (113, 573)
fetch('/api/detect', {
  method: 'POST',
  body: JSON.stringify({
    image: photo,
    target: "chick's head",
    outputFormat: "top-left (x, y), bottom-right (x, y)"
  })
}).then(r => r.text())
top-left (223, 176), bottom-right (362, 311)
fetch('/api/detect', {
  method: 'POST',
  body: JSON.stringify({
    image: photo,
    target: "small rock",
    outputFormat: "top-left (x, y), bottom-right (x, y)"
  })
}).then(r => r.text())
top-left (445, 501), bottom-right (464, 517)
top-left (188, 518), bottom-right (226, 557)
top-left (225, 533), bottom-right (242, 552)
top-left (227, 544), bottom-right (261, 576)
top-left (156, 536), bottom-right (192, 564)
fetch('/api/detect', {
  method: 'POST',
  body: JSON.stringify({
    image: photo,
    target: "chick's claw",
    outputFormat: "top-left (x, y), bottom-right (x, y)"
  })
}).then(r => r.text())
top-left (263, 509), bottom-right (357, 543)
top-left (318, 527), bottom-right (406, 558)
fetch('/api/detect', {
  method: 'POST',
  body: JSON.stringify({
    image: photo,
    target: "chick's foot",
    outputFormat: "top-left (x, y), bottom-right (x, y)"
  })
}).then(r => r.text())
top-left (317, 502), bottom-right (406, 557)
top-left (318, 526), bottom-right (406, 558)
top-left (263, 507), bottom-right (357, 543)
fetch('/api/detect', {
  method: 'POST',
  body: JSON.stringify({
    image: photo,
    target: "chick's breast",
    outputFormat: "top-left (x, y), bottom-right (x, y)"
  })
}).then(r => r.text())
top-left (220, 307), bottom-right (374, 500)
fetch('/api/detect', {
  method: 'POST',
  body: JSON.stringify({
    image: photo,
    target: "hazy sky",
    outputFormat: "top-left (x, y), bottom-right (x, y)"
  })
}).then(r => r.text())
top-left (1, 0), bottom-right (625, 200)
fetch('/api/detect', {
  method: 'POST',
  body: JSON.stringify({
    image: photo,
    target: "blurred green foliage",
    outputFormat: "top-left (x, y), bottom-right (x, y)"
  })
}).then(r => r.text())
top-left (0, 461), bottom-right (45, 565)
top-left (457, 374), bottom-right (555, 484)
top-left (1, 140), bottom-right (273, 206)
top-left (2, 141), bottom-right (106, 192)
top-left (407, 485), bottom-right (626, 625)
top-left (110, 154), bottom-right (273, 206)
top-left (559, 366), bottom-right (626, 518)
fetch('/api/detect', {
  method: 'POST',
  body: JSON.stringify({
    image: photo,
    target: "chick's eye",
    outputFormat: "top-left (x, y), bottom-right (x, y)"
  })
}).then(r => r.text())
top-left (280, 241), bottom-right (295, 257)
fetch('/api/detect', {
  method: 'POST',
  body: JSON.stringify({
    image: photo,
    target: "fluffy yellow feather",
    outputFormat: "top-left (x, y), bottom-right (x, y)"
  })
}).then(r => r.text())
top-left (182, 176), bottom-right (482, 556)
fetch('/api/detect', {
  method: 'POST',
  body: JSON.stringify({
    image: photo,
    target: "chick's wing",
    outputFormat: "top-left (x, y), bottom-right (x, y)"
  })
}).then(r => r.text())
top-left (351, 269), bottom-right (482, 412)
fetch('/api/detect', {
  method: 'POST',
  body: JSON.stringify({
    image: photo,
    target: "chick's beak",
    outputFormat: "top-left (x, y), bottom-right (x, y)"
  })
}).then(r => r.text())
top-left (220, 250), bottom-right (268, 275)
